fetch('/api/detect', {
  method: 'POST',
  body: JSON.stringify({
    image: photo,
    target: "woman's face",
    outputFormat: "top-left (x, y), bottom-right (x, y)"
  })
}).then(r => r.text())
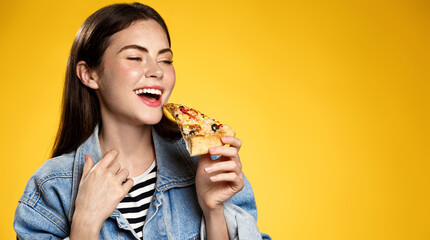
top-left (95, 19), bottom-right (175, 126)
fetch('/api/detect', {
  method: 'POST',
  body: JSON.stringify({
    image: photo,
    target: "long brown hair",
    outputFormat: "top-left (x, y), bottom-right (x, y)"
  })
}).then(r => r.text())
top-left (52, 3), bottom-right (180, 158)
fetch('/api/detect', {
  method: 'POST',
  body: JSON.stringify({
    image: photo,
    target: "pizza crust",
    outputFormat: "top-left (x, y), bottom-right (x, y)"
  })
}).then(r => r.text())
top-left (186, 125), bottom-right (235, 156)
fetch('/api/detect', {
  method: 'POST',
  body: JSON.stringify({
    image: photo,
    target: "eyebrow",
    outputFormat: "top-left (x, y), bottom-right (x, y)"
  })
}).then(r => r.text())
top-left (117, 44), bottom-right (173, 55)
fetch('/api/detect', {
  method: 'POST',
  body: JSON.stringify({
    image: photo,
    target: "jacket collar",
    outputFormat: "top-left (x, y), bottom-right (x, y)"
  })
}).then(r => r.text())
top-left (151, 127), bottom-right (197, 191)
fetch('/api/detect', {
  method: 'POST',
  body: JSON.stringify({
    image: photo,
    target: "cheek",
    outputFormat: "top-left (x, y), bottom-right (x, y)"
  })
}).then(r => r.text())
top-left (162, 68), bottom-right (175, 101)
top-left (118, 63), bottom-right (142, 79)
top-left (99, 65), bottom-right (141, 96)
top-left (104, 60), bottom-right (141, 80)
top-left (166, 67), bottom-right (176, 89)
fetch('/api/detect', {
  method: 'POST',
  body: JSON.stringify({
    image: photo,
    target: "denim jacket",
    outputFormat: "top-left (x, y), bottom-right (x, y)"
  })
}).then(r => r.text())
top-left (14, 126), bottom-right (271, 240)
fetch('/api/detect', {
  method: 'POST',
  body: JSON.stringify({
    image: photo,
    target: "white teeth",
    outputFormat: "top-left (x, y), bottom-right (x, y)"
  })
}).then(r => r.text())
top-left (134, 88), bottom-right (162, 95)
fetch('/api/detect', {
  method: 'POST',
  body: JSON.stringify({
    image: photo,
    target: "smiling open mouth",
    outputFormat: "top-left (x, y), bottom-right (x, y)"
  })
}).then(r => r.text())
top-left (134, 88), bottom-right (162, 102)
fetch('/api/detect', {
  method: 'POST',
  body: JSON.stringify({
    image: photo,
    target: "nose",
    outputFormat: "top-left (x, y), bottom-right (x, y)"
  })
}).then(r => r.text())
top-left (144, 57), bottom-right (164, 79)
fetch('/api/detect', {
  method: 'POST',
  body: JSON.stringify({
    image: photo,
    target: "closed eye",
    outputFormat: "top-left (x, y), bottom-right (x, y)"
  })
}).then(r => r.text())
top-left (127, 57), bottom-right (142, 61)
top-left (160, 60), bottom-right (173, 64)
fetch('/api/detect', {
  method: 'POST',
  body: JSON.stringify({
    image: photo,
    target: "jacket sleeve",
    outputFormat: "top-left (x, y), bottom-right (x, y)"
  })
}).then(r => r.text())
top-left (200, 175), bottom-right (271, 240)
top-left (15, 201), bottom-right (70, 240)
top-left (14, 162), bottom-right (73, 240)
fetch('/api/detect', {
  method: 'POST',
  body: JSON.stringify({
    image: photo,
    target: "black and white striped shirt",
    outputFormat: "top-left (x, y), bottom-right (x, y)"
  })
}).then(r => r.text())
top-left (117, 161), bottom-right (157, 239)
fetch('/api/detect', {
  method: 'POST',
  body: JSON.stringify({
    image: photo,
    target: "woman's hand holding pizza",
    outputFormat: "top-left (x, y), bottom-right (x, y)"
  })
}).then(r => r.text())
top-left (195, 135), bottom-right (245, 214)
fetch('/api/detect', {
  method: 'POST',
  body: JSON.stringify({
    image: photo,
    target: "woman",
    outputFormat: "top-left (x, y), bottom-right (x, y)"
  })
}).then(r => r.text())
top-left (14, 3), bottom-right (270, 240)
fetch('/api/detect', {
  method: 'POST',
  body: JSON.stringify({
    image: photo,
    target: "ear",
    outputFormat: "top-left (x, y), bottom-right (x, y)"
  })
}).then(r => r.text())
top-left (76, 61), bottom-right (100, 89)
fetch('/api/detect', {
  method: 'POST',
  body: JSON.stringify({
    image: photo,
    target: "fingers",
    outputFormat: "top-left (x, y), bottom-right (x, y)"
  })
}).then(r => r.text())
top-left (204, 146), bottom-right (244, 192)
top-left (220, 136), bottom-right (242, 151)
top-left (210, 136), bottom-right (242, 157)
top-left (98, 149), bottom-right (119, 168)
top-left (82, 150), bottom-right (128, 184)
top-left (82, 154), bottom-right (94, 180)
top-left (82, 150), bottom-right (120, 177)
top-left (204, 160), bottom-right (241, 174)
top-left (206, 138), bottom-right (243, 177)
top-left (209, 171), bottom-right (245, 192)
top-left (116, 168), bottom-right (130, 182)
top-left (122, 178), bottom-right (134, 192)
top-left (209, 172), bottom-right (244, 183)
top-left (204, 159), bottom-right (244, 186)
top-left (209, 146), bottom-right (238, 158)
top-left (109, 161), bottom-right (121, 174)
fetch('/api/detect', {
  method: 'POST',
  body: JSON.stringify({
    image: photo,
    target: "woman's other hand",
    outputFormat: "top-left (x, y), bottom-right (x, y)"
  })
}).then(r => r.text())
top-left (70, 150), bottom-right (133, 240)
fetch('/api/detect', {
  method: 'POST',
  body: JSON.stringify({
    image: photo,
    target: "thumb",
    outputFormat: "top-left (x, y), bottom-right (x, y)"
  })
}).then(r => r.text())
top-left (81, 154), bottom-right (94, 181)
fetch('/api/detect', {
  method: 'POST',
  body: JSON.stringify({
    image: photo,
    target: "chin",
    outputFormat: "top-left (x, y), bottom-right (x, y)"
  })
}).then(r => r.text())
top-left (141, 113), bottom-right (163, 126)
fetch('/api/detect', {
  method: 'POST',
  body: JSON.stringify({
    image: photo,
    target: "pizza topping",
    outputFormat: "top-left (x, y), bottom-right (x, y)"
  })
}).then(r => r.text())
top-left (163, 103), bottom-right (225, 137)
top-left (177, 105), bottom-right (201, 120)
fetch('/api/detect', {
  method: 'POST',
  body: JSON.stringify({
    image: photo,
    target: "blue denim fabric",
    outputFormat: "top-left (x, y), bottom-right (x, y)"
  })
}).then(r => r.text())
top-left (14, 126), bottom-right (271, 240)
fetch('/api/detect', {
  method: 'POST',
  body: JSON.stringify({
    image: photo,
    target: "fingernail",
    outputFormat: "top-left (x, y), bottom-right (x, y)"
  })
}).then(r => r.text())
top-left (210, 176), bottom-right (216, 181)
top-left (205, 167), bottom-right (212, 173)
top-left (210, 155), bottom-right (221, 160)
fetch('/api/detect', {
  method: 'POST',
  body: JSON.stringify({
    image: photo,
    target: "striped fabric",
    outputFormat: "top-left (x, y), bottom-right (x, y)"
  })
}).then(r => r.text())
top-left (117, 161), bottom-right (157, 239)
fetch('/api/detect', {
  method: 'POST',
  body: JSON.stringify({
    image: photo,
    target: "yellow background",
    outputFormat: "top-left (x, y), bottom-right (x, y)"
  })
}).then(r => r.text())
top-left (1, 0), bottom-right (429, 239)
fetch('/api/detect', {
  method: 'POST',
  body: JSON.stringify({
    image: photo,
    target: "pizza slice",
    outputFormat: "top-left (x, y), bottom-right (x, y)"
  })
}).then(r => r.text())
top-left (163, 103), bottom-right (235, 156)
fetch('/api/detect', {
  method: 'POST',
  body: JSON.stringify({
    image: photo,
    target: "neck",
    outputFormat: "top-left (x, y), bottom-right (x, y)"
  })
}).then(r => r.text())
top-left (98, 121), bottom-right (155, 178)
